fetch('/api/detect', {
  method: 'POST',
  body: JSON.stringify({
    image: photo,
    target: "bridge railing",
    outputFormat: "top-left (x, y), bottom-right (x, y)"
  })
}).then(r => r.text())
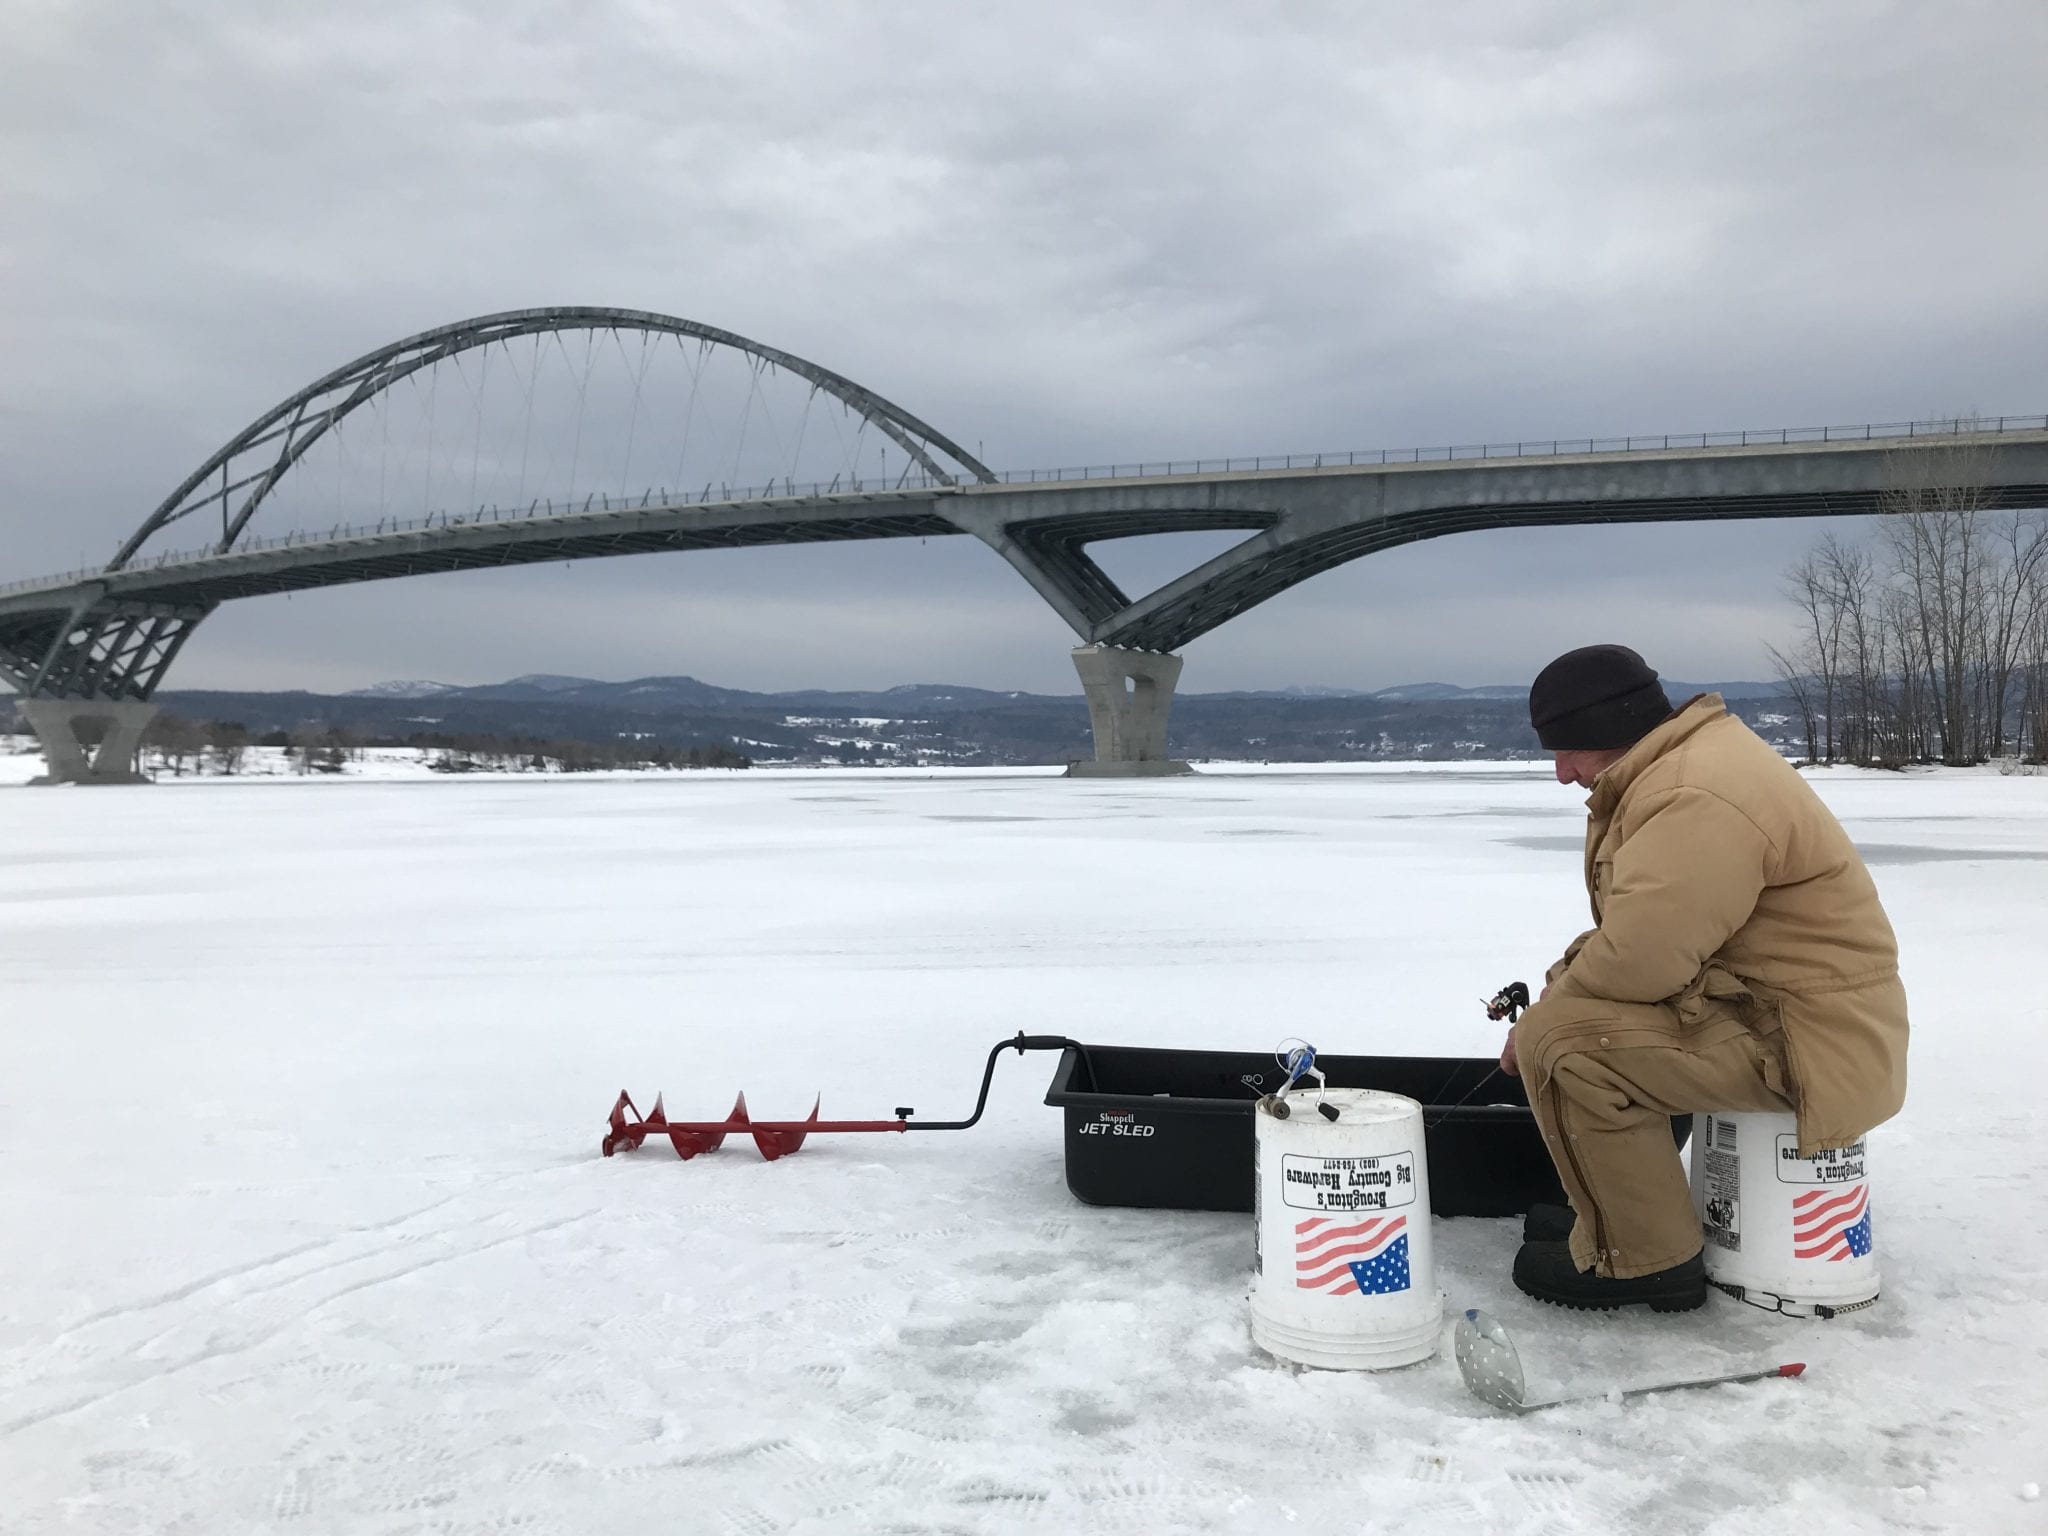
top-left (4, 412), bottom-right (2044, 598)
top-left (0, 475), bottom-right (959, 595)
top-left (991, 413), bottom-right (2048, 484)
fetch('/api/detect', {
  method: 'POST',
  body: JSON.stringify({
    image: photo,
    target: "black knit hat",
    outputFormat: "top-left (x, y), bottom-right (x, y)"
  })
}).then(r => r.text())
top-left (1529, 645), bottom-right (1673, 751)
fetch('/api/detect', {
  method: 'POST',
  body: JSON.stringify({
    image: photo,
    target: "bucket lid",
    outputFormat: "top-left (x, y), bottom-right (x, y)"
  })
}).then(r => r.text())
top-left (1303, 1087), bottom-right (1424, 1126)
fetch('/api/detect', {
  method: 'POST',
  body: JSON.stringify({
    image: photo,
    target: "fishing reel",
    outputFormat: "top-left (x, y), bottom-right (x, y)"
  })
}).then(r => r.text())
top-left (1267, 1039), bottom-right (1339, 1121)
top-left (1483, 981), bottom-right (1531, 1022)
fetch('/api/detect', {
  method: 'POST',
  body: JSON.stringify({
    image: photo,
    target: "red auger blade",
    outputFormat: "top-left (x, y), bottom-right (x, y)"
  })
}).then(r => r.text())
top-left (603, 1090), bottom-right (905, 1160)
top-left (752, 1096), bottom-right (820, 1161)
top-left (602, 1091), bottom-right (646, 1156)
top-left (662, 1091), bottom-right (743, 1160)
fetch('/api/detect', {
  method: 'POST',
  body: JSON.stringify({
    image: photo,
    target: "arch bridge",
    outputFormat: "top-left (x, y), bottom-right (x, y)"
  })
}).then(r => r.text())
top-left (4, 306), bottom-right (2047, 781)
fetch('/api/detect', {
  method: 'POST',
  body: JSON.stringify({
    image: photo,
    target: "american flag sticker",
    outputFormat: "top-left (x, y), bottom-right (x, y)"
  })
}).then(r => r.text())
top-left (1792, 1185), bottom-right (1873, 1261)
top-left (1295, 1215), bottom-right (1411, 1296)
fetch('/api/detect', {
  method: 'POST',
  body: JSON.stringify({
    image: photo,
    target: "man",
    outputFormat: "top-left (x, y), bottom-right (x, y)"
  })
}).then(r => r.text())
top-left (1502, 644), bottom-right (1908, 1311)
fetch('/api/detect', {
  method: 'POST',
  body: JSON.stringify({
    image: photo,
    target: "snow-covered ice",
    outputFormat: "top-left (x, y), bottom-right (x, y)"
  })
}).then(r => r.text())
top-left (2, 763), bottom-right (2045, 1534)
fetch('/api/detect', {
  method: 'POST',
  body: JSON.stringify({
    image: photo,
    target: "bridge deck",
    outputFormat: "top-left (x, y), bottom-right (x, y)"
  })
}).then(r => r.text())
top-left (5, 426), bottom-right (2047, 666)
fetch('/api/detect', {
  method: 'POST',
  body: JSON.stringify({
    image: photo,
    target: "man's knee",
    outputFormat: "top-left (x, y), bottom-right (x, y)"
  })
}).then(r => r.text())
top-left (1514, 994), bottom-right (1681, 1084)
top-left (1515, 993), bottom-right (1622, 1077)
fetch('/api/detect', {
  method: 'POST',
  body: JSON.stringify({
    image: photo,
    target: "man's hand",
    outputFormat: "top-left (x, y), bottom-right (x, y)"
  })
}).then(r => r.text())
top-left (1503, 983), bottom-right (1555, 1071)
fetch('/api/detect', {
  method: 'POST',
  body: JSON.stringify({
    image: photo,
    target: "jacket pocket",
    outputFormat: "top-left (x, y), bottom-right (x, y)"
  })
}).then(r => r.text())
top-left (1672, 963), bottom-right (1755, 1028)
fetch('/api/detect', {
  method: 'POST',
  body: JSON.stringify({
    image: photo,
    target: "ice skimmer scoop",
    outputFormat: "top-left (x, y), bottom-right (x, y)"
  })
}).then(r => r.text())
top-left (1453, 1308), bottom-right (1805, 1413)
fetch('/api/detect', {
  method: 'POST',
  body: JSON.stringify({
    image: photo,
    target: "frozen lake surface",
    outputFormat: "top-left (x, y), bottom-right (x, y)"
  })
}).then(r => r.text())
top-left (3, 763), bottom-right (2044, 1534)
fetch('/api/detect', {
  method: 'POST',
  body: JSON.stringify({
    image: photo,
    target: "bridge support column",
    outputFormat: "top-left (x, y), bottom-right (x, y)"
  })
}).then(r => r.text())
top-left (1066, 645), bottom-right (1194, 778)
top-left (20, 699), bottom-right (158, 785)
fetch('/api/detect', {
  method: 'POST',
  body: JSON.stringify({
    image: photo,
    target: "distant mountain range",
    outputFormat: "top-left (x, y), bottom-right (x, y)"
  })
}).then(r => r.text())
top-left (339, 673), bottom-right (1047, 711)
top-left (45, 670), bottom-right (1794, 768)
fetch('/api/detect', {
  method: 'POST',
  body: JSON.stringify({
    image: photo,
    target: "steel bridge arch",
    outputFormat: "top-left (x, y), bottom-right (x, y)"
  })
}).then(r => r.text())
top-left (109, 306), bottom-right (998, 572)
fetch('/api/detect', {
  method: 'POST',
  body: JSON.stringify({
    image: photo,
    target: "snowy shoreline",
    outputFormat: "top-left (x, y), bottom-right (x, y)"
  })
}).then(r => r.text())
top-left (4, 736), bottom-right (2033, 789)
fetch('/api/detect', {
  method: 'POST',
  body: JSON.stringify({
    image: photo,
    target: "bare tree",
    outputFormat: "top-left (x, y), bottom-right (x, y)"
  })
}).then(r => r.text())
top-left (1980, 512), bottom-right (2048, 756)
top-left (1766, 640), bottom-right (1820, 764)
top-left (206, 720), bottom-right (250, 775)
top-left (1820, 535), bottom-right (1880, 764)
top-left (1775, 548), bottom-right (1848, 760)
top-left (2021, 536), bottom-right (2048, 762)
top-left (287, 720), bottom-right (327, 774)
top-left (143, 713), bottom-right (204, 776)
top-left (1874, 585), bottom-right (1928, 766)
top-left (1877, 438), bottom-right (2002, 765)
top-left (1778, 454), bottom-right (2042, 770)
top-left (1775, 532), bottom-right (1893, 764)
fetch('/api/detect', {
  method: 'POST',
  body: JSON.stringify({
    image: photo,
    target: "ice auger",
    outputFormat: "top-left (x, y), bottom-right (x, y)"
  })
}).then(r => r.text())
top-left (601, 1032), bottom-right (1078, 1162)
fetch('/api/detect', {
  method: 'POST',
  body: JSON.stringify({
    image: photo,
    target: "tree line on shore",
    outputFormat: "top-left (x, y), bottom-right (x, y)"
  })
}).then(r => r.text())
top-left (1770, 439), bottom-right (2048, 767)
top-left (135, 716), bottom-right (752, 775)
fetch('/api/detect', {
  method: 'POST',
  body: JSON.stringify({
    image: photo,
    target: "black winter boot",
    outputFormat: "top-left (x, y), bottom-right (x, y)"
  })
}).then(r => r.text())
top-left (1522, 1203), bottom-right (1575, 1243)
top-left (1511, 1241), bottom-right (1708, 1312)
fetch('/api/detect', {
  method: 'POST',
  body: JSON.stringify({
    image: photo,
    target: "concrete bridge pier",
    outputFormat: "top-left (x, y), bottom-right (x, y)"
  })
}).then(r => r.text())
top-left (21, 699), bottom-right (158, 785)
top-left (1066, 644), bottom-right (1194, 778)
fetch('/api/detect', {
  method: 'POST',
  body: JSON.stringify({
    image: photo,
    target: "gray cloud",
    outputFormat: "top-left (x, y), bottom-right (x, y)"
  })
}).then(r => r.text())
top-left (4, 0), bottom-right (2044, 694)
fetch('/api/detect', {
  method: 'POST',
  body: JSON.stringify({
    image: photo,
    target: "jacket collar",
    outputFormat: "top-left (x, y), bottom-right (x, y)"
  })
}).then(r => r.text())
top-left (1585, 693), bottom-right (1726, 815)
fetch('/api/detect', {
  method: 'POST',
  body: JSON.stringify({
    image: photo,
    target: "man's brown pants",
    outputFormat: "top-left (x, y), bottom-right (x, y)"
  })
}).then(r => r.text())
top-left (1514, 993), bottom-right (1795, 1278)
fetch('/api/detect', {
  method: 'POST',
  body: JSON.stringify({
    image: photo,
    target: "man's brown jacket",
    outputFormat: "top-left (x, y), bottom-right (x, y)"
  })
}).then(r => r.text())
top-left (1544, 693), bottom-right (1909, 1153)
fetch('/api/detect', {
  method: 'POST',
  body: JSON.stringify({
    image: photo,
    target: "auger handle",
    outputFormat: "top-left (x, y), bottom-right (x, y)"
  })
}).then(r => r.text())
top-left (903, 1032), bottom-right (1081, 1131)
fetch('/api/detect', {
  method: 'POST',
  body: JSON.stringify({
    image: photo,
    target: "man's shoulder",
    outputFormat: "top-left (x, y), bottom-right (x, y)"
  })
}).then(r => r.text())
top-left (1675, 712), bottom-right (1789, 778)
top-left (1628, 716), bottom-right (1802, 816)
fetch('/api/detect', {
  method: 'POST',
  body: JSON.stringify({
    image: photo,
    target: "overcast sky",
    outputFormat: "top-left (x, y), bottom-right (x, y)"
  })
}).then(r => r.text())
top-left (5, 1), bottom-right (2046, 696)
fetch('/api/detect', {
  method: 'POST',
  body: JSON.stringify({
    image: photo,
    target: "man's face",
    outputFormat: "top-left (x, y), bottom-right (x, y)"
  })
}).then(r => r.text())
top-left (1552, 747), bottom-right (1626, 788)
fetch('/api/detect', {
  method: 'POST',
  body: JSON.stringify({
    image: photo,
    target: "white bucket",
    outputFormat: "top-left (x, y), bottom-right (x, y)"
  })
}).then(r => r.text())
top-left (1690, 1111), bottom-right (1879, 1318)
top-left (1249, 1087), bottom-right (1440, 1369)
